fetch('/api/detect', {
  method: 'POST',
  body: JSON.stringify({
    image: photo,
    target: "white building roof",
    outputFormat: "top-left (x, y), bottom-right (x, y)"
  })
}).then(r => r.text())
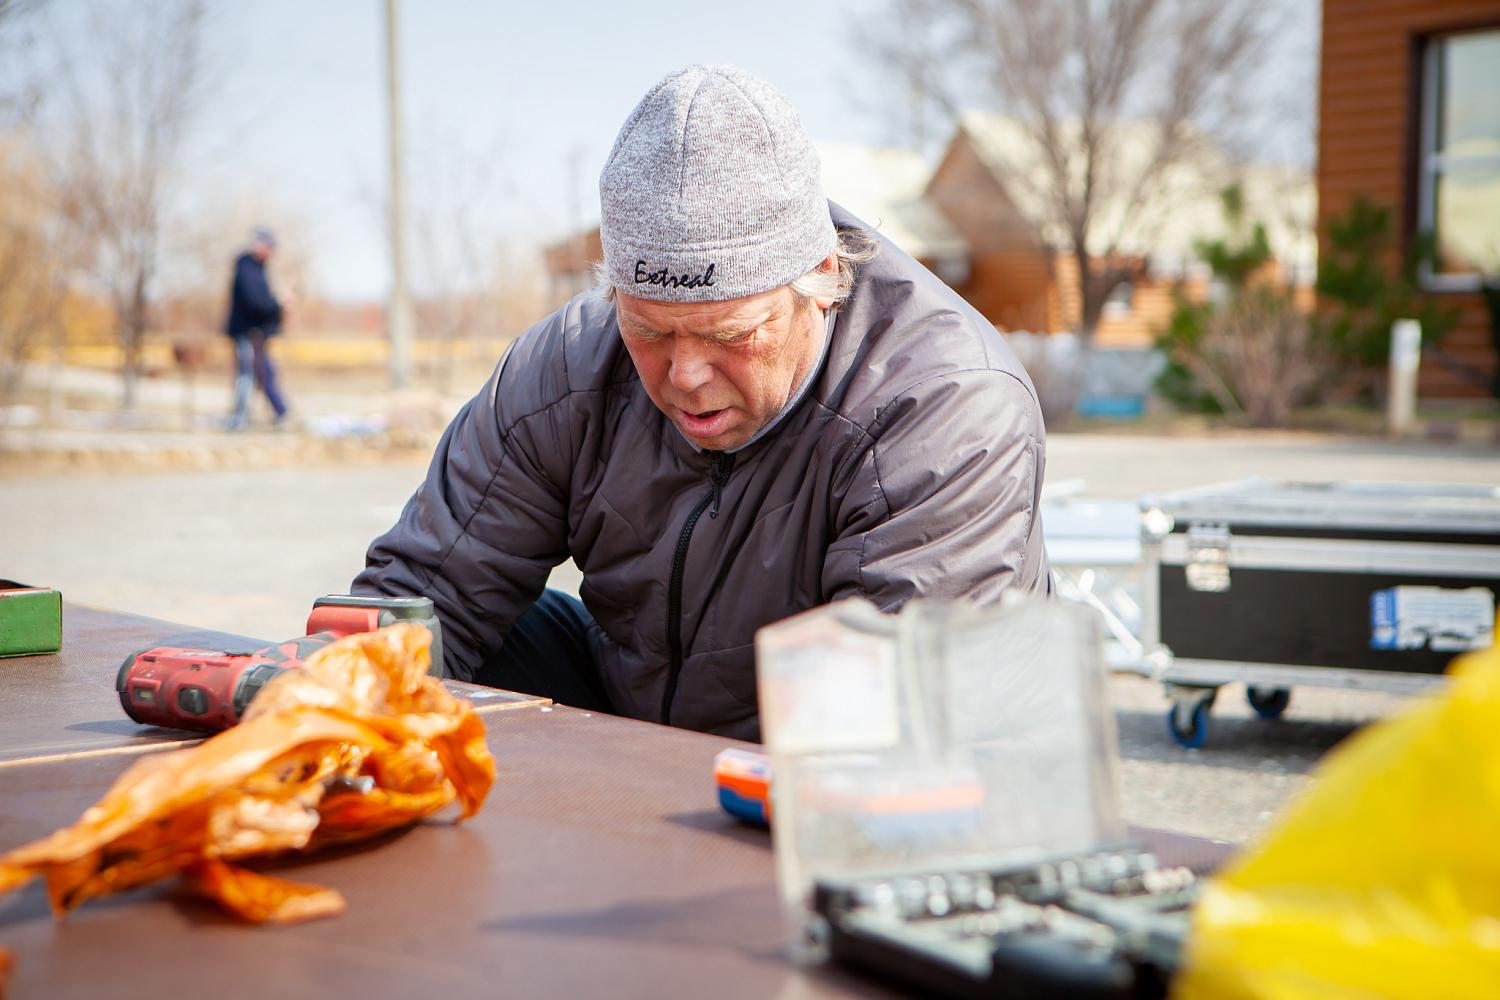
top-left (958, 111), bottom-right (1316, 277)
top-left (816, 141), bottom-right (968, 262)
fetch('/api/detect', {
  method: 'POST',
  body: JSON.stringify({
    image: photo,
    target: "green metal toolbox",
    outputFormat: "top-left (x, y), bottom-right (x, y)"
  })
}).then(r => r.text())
top-left (0, 582), bottom-right (63, 658)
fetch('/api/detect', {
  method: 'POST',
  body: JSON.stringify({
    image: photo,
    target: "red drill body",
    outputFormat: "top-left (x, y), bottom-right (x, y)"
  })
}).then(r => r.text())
top-left (116, 595), bottom-right (442, 733)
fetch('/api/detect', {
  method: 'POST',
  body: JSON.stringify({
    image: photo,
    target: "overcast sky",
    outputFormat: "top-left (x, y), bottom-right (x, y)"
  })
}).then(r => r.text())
top-left (14, 0), bottom-right (1320, 302)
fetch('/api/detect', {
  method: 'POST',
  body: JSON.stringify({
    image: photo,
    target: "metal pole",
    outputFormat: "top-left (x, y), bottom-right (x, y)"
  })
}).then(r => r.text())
top-left (384, 0), bottom-right (414, 389)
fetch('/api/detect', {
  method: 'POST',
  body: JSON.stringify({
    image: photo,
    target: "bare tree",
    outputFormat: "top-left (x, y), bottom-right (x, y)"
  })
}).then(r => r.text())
top-left (864, 0), bottom-right (1267, 341)
top-left (0, 2), bottom-right (63, 405)
top-left (406, 124), bottom-right (528, 395)
top-left (1171, 288), bottom-right (1329, 427)
top-left (0, 146), bottom-right (68, 404)
top-left (39, 0), bottom-right (209, 408)
top-left (0, 0), bottom-right (44, 124)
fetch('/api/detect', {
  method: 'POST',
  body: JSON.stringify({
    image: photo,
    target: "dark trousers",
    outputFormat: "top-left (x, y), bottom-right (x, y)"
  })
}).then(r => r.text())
top-left (230, 330), bottom-right (288, 424)
top-left (472, 589), bottom-right (614, 713)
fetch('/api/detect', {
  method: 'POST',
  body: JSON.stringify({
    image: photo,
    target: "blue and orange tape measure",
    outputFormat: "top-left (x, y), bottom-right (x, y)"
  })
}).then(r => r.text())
top-left (714, 748), bottom-right (772, 827)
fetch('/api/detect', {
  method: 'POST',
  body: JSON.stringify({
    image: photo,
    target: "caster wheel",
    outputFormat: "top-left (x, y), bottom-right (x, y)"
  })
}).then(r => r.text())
top-left (1247, 686), bottom-right (1291, 720)
top-left (1167, 701), bottom-right (1210, 749)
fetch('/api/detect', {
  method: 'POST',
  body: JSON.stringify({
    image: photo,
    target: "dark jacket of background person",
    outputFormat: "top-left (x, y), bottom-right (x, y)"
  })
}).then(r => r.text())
top-left (226, 252), bottom-right (282, 338)
top-left (354, 208), bottom-right (1051, 741)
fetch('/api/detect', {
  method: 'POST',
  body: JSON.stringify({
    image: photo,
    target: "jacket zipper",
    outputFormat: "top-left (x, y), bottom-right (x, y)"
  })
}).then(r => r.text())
top-left (661, 451), bottom-right (735, 725)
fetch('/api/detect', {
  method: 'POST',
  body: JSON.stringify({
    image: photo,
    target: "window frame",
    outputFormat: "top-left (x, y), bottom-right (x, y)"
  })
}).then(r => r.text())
top-left (1416, 26), bottom-right (1500, 293)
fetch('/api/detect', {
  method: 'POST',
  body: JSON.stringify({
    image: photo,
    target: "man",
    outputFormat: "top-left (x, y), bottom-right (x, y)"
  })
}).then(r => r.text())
top-left (354, 65), bottom-right (1050, 740)
top-left (224, 227), bottom-right (290, 430)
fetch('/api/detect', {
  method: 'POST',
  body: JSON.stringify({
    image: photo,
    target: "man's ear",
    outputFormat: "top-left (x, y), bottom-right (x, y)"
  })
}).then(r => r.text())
top-left (812, 253), bottom-right (838, 311)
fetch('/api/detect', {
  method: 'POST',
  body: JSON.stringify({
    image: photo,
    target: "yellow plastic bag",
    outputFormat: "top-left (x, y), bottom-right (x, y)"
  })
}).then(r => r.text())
top-left (0, 622), bottom-right (495, 925)
top-left (1175, 632), bottom-right (1500, 1000)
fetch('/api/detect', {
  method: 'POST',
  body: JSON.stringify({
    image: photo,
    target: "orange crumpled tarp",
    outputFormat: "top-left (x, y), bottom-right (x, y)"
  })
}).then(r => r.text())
top-left (0, 622), bottom-right (495, 926)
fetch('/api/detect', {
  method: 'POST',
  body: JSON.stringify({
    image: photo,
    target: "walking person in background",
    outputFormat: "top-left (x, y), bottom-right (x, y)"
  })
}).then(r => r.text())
top-left (224, 227), bottom-right (290, 430)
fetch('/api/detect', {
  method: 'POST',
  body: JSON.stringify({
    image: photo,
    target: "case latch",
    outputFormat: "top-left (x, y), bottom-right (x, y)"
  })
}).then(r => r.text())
top-left (1185, 522), bottom-right (1232, 592)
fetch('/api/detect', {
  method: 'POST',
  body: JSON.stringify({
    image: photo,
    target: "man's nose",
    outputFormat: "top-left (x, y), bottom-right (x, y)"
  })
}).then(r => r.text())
top-left (668, 336), bottom-right (713, 394)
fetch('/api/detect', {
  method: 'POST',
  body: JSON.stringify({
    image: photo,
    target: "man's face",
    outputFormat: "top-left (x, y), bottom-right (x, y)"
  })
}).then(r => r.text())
top-left (252, 240), bottom-right (274, 262)
top-left (616, 281), bottom-right (830, 452)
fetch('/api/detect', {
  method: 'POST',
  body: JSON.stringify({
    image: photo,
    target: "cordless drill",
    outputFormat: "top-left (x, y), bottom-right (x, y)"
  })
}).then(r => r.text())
top-left (115, 595), bottom-right (444, 733)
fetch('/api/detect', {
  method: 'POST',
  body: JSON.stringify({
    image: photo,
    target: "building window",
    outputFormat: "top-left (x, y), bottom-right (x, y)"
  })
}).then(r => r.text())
top-left (931, 254), bottom-right (971, 289)
top-left (1418, 28), bottom-right (1500, 291)
top-left (1102, 280), bottom-right (1134, 318)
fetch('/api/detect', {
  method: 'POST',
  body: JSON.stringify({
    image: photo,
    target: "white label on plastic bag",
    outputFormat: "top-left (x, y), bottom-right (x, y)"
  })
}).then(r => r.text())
top-left (1371, 586), bottom-right (1496, 652)
top-left (758, 631), bottom-right (898, 755)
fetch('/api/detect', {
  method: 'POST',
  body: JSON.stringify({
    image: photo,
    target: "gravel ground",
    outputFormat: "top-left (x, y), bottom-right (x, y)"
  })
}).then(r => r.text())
top-left (3, 431), bottom-right (1496, 844)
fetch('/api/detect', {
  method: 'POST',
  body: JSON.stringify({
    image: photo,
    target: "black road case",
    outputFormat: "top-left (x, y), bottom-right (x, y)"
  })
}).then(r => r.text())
top-left (1137, 479), bottom-right (1500, 747)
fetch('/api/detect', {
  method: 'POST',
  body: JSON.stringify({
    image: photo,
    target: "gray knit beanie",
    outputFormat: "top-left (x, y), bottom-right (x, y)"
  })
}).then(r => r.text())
top-left (599, 64), bottom-right (837, 303)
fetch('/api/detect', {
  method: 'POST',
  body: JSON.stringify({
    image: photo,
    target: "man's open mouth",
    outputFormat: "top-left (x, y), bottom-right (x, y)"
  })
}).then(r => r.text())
top-left (677, 407), bottom-right (732, 437)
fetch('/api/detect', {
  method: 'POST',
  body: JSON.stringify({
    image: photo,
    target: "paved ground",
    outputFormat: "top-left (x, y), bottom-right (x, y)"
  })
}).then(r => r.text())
top-left (3, 431), bottom-right (1497, 844)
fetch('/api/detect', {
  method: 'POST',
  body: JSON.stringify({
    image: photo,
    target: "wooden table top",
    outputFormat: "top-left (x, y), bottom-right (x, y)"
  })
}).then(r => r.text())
top-left (0, 604), bottom-right (544, 767)
top-left (0, 608), bottom-right (1233, 998)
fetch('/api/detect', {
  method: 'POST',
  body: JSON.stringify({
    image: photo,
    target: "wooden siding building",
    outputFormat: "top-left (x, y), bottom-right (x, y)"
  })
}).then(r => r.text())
top-left (927, 115), bottom-right (1316, 349)
top-left (1320, 0), bottom-right (1500, 398)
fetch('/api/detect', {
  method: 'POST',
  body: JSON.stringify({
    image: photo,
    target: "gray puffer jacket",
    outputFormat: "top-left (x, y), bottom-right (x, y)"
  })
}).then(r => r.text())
top-left (354, 209), bottom-right (1051, 740)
